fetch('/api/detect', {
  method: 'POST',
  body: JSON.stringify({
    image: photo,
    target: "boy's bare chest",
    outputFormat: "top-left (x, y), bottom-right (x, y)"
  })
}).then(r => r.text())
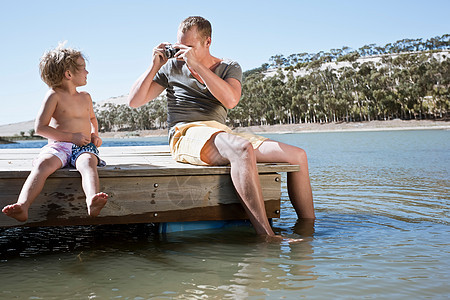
top-left (55, 98), bottom-right (90, 119)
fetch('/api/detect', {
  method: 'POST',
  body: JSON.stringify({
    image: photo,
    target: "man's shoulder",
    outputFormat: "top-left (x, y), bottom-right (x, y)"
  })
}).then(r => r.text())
top-left (220, 58), bottom-right (240, 66)
top-left (219, 59), bottom-right (242, 72)
top-left (218, 59), bottom-right (242, 82)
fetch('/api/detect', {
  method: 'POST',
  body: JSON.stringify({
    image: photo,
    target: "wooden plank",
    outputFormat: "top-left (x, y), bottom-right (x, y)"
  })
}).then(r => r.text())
top-left (0, 146), bottom-right (299, 177)
top-left (0, 146), bottom-right (298, 228)
top-left (0, 173), bottom-right (281, 227)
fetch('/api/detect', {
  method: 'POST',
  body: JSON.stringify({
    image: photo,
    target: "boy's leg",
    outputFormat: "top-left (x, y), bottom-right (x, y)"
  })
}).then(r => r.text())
top-left (75, 153), bottom-right (108, 217)
top-left (201, 132), bottom-right (276, 237)
top-left (254, 140), bottom-right (315, 219)
top-left (2, 154), bottom-right (62, 222)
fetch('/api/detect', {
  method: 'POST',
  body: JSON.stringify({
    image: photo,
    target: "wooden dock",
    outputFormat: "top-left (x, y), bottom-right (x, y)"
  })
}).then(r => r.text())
top-left (0, 146), bottom-right (299, 228)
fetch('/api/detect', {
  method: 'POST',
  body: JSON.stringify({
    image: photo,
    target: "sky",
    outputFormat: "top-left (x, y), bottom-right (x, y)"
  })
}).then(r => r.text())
top-left (0, 0), bottom-right (449, 125)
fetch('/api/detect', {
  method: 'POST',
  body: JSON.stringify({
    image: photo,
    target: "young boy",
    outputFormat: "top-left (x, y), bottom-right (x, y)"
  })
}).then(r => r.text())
top-left (2, 45), bottom-right (108, 222)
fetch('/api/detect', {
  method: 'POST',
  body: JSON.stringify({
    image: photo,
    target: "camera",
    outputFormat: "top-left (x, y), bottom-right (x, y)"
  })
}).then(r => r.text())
top-left (164, 45), bottom-right (180, 59)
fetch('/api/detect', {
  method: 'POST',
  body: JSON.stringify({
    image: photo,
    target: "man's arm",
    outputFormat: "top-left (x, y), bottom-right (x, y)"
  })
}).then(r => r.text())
top-left (177, 45), bottom-right (241, 109)
top-left (128, 68), bottom-right (165, 108)
top-left (128, 43), bottom-right (168, 108)
top-left (192, 64), bottom-right (241, 109)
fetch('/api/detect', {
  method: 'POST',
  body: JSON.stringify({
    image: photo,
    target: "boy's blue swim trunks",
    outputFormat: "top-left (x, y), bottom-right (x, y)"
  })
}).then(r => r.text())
top-left (70, 142), bottom-right (106, 167)
top-left (35, 142), bottom-right (106, 168)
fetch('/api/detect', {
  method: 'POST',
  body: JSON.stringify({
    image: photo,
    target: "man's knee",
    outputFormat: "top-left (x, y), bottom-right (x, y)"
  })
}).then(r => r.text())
top-left (214, 133), bottom-right (254, 161)
top-left (228, 139), bottom-right (255, 162)
top-left (292, 147), bottom-right (308, 165)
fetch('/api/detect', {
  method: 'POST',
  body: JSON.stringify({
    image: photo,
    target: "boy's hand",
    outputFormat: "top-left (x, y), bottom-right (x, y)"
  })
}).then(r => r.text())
top-left (91, 133), bottom-right (102, 147)
top-left (72, 132), bottom-right (90, 147)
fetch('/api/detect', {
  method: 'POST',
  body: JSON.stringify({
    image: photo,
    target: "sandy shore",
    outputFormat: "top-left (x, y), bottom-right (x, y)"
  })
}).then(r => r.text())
top-left (98, 119), bottom-right (449, 138)
top-left (0, 119), bottom-right (448, 139)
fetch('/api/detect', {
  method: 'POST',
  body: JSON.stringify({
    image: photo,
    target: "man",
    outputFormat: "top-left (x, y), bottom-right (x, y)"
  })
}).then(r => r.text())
top-left (128, 16), bottom-right (314, 240)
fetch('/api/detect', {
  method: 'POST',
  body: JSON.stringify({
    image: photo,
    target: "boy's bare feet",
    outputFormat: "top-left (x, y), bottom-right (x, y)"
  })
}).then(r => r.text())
top-left (87, 192), bottom-right (108, 217)
top-left (2, 203), bottom-right (29, 222)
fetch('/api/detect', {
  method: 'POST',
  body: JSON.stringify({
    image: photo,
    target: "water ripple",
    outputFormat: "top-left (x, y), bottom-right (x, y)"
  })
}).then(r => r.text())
top-left (1, 130), bottom-right (449, 299)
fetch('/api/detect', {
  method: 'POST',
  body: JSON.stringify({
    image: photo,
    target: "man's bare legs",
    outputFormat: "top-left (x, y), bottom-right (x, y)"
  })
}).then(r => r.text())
top-left (255, 140), bottom-right (315, 219)
top-left (201, 132), bottom-right (275, 236)
top-left (201, 133), bottom-right (315, 239)
top-left (75, 153), bottom-right (108, 217)
top-left (2, 154), bottom-right (62, 222)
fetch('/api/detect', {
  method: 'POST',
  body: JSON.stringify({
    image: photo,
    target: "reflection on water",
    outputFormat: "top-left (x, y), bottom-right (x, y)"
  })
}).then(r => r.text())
top-left (0, 225), bottom-right (317, 299)
top-left (1, 130), bottom-right (449, 298)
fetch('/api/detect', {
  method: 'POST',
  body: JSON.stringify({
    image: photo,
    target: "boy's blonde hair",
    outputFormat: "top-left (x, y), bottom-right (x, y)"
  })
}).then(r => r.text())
top-left (39, 44), bottom-right (85, 88)
top-left (178, 16), bottom-right (212, 42)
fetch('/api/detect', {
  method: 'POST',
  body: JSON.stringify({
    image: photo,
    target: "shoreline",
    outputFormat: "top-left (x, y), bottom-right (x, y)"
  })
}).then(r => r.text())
top-left (0, 119), bottom-right (448, 140)
top-left (98, 119), bottom-right (449, 138)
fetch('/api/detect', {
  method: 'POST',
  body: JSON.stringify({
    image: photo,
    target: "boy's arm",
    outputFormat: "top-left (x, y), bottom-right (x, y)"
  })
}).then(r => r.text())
top-left (35, 91), bottom-right (90, 146)
top-left (128, 43), bottom-right (167, 108)
top-left (88, 94), bottom-right (102, 147)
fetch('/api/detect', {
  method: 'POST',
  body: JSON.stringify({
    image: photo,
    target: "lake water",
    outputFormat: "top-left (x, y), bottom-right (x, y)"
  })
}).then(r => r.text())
top-left (1, 130), bottom-right (449, 299)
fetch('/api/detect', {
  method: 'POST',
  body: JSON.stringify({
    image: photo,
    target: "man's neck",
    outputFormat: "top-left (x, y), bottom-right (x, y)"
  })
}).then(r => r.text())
top-left (199, 54), bottom-right (221, 70)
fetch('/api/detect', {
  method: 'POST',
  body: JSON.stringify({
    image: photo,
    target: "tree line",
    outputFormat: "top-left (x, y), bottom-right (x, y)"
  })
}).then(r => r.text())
top-left (94, 34), bottom-right (449, 131)
top-left (95, 96), bottom-right (167, 132)
top-left (266, 34), bottom-right (449, 69)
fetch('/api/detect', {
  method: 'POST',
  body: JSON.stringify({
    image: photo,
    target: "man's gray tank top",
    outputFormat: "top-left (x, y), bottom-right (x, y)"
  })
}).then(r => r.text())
top-left (153, 59), bottom-right (242, 128)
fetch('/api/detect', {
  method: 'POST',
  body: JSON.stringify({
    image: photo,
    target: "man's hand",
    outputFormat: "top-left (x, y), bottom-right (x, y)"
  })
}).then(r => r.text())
top-left (72, 132), bottom-right (90, 147)
top-left (174, 43), bottom-right (200, 71)
top-left (91, 133), bottom-right (102, 147)
top-left (127, 43), bottom-right (168, 109)
top-left (152, 42), bottom-right (170, 68)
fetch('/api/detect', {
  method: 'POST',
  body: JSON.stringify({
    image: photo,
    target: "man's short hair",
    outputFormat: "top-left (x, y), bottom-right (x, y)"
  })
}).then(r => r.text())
top-left (179, 16), bottom-right (212, 42)
top-left (39, 44), bottom-right (85, 88)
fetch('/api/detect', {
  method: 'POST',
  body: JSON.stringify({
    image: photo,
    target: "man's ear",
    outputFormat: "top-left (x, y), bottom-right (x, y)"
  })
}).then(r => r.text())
top-left (64, 70), bottom-right (72, 80)
top-left (205, 37), bottom-right (212, 48)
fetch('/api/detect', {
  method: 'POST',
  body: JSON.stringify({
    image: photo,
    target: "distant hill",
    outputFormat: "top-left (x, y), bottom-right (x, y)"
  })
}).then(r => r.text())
top-left (96, 95), bottom-right (129, 106)
top-left (263, 50), bottom-right (450, 78)
top-left (0, 120), bottom-right (35, 137)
